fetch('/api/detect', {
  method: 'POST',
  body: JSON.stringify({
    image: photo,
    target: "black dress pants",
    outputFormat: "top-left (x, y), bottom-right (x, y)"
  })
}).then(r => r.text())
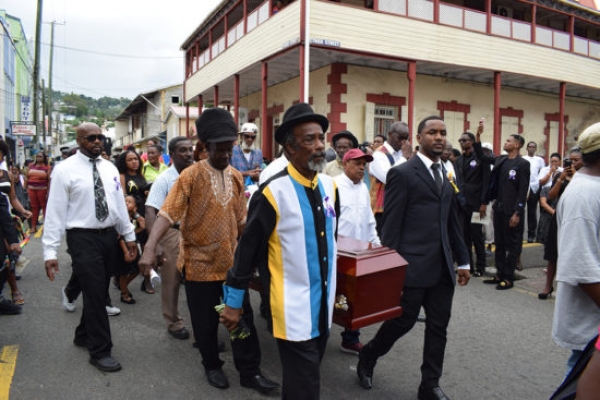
top-left (462, 208), bottom-right (487, 273)
top-left (526, 190), bottom-right (539, 239)
top-left (362, 274), bottom-right (455, 389)
top-left (66, 228), bottom-right (118, 359)
top-left (493, 210), bottom-right (524, 282)
top-left (276, 334), bottom-right (328, 400)
top-left (184, 280), bottom-right (261, 377)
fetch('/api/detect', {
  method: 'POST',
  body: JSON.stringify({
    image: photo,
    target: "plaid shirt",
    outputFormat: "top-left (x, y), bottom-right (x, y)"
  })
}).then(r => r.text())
top-left (231, 145), bottom-right (263, 173)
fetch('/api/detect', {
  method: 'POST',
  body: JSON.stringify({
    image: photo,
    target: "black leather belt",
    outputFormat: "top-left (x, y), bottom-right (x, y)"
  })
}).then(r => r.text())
top-left (67, 227), bottom-right (116, 235)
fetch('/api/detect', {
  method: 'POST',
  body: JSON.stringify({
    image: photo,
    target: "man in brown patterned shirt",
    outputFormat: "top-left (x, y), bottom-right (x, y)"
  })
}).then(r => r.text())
top-left (139, 108), bottom-right (279, 394)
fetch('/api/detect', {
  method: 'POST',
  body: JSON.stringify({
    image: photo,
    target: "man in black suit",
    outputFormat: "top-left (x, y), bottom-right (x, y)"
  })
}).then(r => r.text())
top-left (456, 130), bottom-right (491, 277)
top-left (357, 116), bottom-right (470, 400)
top-left (484, 134), bottom-right (530, 290)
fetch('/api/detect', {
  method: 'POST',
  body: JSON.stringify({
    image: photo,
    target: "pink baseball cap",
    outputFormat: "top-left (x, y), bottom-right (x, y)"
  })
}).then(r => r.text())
top-left (343, 148), bottom-right (373, 163)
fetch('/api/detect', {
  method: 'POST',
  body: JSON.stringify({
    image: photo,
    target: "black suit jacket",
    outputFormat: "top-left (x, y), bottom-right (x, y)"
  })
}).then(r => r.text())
top-left (381, 156), bottom-right (469, 288)
top-left (455, 143), bottom-right (491, 211)
top-left (486, 155), bottom-right (530, 216)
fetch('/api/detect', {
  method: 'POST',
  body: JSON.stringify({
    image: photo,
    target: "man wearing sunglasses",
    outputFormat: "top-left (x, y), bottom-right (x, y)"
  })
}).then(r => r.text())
top-left (43, 122), bottom-right (137, 373)
top-left (231, 122), bottom-right (263, 186)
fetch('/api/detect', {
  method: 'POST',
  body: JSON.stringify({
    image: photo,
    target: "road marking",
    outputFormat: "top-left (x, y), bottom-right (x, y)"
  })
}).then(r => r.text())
top-left (0, 345), bottom-right (19, 400)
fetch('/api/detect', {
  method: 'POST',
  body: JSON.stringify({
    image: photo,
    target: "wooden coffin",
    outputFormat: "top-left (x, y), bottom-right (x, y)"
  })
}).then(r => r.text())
top-left (333, 236), bottom-right (407, 330)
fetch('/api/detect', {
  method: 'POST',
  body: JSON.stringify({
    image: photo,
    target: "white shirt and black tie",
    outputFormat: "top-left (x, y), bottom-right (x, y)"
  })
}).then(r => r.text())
top-left (43, 151), bottom-right (135, 261)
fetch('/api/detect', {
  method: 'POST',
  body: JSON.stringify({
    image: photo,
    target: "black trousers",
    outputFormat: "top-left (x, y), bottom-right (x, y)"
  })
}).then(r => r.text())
top-left (276, 334), bottom-right (328, 400)
top-left (462, 208), bottom-right (487, 273)
top-left (493, 210), bottom-right (524, 282)
top-left (526, 190), bottom-right (539, 239)
top-left (184, 280), bottom-right (261, 377)
top-left (362, 274), bottom-right (455, 389)
top-left (64, 269), bottom-right (113, 307)
top-left (66, 228), bottom-right (118, 359)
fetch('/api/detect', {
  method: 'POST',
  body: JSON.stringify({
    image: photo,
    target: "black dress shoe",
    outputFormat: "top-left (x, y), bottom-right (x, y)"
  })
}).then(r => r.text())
top-left (357, 352), bottom-right (376, 389)
top-left (240, 374), bottom-right (280, 394)
top-left (89, 356), bottom-right (122, 372)
top-left (206, 368), bottom-right (229, 389)
top-left (168, 327), bottom-right (190, 340)
top-left (418, 385), bottom-right (450, 400)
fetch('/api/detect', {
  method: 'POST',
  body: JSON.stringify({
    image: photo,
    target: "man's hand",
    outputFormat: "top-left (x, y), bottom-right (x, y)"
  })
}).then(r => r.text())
top-left (401, 141), bottom-right (413, 159)
top-left (126, 241), bottom-right (138, 260)
top-left (45, 259), bottom-right (59, 281)
top-left (457, 269), bottom-right (470, 286)
top-left (219, 304), bottom-right (242, 332)
top-left (9, 243), bottom-right (22, 256)
top-left (479, 204), bottom-right (487, 219)
top-left (476, 119), bottom-right (484, 137)
top-left (138, 245), bottom-right (156, 276)
top-left (509, 213), bottom-right (520, 228)
top-left (22, 210), bottom-right (33, 219)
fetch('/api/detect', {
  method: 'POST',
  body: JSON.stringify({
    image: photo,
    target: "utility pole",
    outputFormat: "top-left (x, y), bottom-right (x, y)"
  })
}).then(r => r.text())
top-left (33, 0), bottom-right (43, 147)
top-left (46, 20), bottom-right (65, 154)
top-left (42, 79), bottom-right (46, 150)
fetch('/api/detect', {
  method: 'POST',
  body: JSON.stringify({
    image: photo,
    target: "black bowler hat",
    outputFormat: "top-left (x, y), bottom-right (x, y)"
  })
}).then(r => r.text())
top-left (195, 108), bottom-right (238, 144)
top-left (332, 130), bottom-right (359, 149)
top-left (275, 103), bottom-right (329, 145)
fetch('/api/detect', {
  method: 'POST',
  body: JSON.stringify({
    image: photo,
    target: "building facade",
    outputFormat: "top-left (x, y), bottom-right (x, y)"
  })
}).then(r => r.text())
top-left (181, 0), bottom-right (600, 160)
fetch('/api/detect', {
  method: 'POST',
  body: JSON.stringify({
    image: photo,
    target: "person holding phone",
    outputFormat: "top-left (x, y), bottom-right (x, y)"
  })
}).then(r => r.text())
top-left (539, 147), bottom-right (583, 299)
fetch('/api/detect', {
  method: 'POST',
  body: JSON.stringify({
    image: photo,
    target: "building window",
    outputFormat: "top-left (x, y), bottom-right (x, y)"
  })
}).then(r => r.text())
top-left (373, 105), bottom-right (398, 138)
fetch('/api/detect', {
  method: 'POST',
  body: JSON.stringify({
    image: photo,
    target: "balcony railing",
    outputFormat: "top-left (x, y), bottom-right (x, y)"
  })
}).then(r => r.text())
top-left (186, 0), bottom-right (600, 78)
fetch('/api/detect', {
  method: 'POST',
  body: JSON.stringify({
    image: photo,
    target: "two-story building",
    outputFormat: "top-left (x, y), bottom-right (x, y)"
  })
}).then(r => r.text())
top-left (180, 0), bottom-right (600, 161)
top-left (114, 84), bottom-right (184, 154)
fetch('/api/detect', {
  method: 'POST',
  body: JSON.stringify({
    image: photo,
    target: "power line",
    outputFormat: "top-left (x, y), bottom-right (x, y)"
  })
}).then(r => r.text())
top-left (41, 42), bottom-right (183, 59)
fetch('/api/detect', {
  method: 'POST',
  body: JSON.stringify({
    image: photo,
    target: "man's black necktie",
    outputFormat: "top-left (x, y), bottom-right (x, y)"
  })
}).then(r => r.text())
top-left (91, 159), bottom-right (109, 221)
top-left (431, 163), bottom-right (443, 195)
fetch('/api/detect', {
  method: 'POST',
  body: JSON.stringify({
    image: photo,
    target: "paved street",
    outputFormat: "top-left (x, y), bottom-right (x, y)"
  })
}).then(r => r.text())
top-left (1, 230), bottom-right (568, 399)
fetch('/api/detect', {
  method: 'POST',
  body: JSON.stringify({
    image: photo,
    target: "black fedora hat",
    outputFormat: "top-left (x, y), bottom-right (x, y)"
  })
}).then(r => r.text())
top-left (332, 130), bottom-right (358, 149)
top-left (275, 103), bottom-right (329, 145)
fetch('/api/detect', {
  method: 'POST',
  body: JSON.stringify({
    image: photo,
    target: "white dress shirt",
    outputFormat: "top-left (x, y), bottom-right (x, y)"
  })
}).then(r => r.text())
top-left (43, 151), bottom-right (135, 261)
top-left (538, 165), bottom-right (563, 190)
top-left (334, 173), bottom-right (380, 245)
top-left (523, 155), bottom-right (545, 193)
top-left (369, 142), bottom-right (406, 184)
top-left (145, 165), bottom-right (180, 210)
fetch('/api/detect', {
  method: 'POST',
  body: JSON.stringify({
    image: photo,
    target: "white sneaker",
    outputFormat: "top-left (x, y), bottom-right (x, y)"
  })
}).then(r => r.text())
top-left (106, 305), bottom-right (121, 316)
top-left (62, 286), bottom-right (76, 312)
top-left (15, 257), bottom-right (29, 276)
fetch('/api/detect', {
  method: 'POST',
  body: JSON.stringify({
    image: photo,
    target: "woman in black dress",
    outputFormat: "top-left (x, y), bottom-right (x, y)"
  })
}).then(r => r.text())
top-left (116, 149), bottom-right (154, 294)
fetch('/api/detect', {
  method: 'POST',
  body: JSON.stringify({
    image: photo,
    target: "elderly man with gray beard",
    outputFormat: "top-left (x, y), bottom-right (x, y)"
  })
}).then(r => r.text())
top-left (220, 103), bottom-right (340, 400)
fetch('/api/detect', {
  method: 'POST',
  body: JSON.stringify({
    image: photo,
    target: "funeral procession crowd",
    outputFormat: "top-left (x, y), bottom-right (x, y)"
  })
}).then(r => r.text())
top-left (2, 103), bottom-right (600, 400)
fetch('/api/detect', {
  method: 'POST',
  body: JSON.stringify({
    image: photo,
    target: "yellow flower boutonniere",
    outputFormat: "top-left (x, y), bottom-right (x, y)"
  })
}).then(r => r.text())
top-left (447, 171), bottom-right (460, 194)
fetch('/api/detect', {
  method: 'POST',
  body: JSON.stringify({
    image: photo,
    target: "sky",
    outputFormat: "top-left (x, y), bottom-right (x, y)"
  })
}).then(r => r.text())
top-left (3, 0), bottom-right (223, 100)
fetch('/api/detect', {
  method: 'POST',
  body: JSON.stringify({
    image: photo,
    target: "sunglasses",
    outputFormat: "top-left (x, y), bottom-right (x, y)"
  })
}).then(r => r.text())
top-left (82, 134), bottom-right (106, 143)
top-left (243, 134), bottom-right (257, 140)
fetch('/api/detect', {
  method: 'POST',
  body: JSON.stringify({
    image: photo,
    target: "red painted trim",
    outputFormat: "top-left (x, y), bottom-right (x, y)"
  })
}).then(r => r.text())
top-left (243, 0), bottom-right (248, 35)
top-left (407, 62), bottom-right (416, 136)
top-left (327, 63), bottom-right (348, 139)
top-left (433, 0), bottom-right (440, 24)
top-left (310, 44), bottom-right (410, 63)
top-left (299, 0), bottom-right (306, 102)
top-left (531, 4), bottom-right (537, 43)
top-left (486, 0), bottom-right (492, 35)
top-left (544, 112), bottom-right (570, 161)
top-left (185, 104), bottom-right (190, 138)
top-left (248, 109), bottom-right (260, 120)
top-left (262, 62), bottom-right (271, 159)
top-left (234, 74), bottom-right (240, 127)
top-left (437, 100), bottom-right (471, 132)
top-left (493, 72), bottom-right (502, 155)
top-left (559, 82), bottom-right (566, 156)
